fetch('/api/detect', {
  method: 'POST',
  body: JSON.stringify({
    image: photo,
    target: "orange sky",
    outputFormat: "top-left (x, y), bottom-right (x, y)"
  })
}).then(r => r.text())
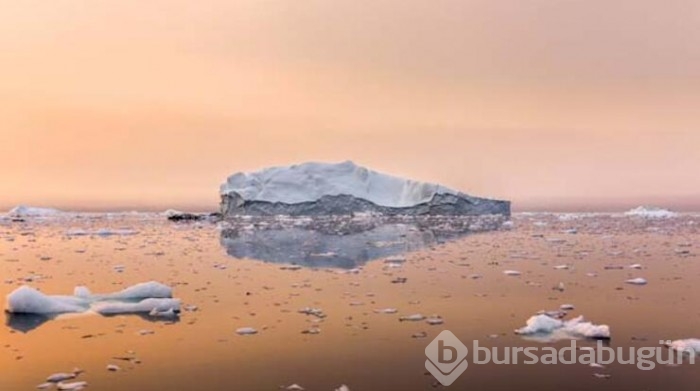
top-left (1, 0), bottom-right (699, 212)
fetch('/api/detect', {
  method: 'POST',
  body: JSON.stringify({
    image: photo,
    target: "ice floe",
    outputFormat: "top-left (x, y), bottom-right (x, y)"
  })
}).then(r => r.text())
top-left (515, 314), bottom-right (610, 342)
top-left (665, 339), bottom-right (700, 355)
top-left (625, 277), bottom-right (648, 286)
top-left (5, 282), bottom-right (180, 320)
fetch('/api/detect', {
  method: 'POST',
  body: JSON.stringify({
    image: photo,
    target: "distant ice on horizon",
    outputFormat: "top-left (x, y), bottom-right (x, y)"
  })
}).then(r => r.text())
top-left (624, 206), bottom-right (678, 218)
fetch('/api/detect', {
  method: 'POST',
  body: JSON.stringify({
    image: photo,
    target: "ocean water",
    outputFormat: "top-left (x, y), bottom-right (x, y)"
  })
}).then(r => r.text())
top-left (1, 212), bottom-right (699, 390)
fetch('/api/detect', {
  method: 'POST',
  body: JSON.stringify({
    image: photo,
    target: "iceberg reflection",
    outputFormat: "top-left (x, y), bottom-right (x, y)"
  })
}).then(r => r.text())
top-left (220, 220), bottom-right (478, 269)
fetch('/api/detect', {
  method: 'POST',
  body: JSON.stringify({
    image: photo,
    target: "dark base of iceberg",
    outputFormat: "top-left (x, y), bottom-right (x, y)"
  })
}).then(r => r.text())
top-left (221, 193), bottom-right (510, 217)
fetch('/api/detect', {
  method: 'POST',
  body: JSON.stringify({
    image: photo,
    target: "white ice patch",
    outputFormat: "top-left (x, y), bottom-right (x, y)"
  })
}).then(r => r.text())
top-left (220, 161), bottom-right (460, 208)
top-left (624, 206), bottom-right (678, 218)
top-left (515, 314), bottom-right (610, 342)
top-left (5, 281), bottom-right (179, 316)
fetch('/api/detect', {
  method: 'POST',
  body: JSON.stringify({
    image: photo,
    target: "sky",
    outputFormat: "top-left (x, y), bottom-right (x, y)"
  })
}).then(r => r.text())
top-left (1, 0), bottom-right (699, 212)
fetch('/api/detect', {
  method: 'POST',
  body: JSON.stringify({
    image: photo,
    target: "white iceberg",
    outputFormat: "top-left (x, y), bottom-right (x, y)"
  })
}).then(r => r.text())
top-left (220, 161), bottom-right (510, 216)
top-left (515, 314), bottom-right (610, 341)
top-left (624, 206), bottom-right (678, 218)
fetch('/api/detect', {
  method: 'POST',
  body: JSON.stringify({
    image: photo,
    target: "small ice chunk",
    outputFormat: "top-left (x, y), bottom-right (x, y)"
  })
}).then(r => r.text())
top-left (629, 264), bottom-right (643, 269)
top-left (625, 278), bottom-right (648, 286)
top-left (236, 327), bottom-right (258, 335)
top-left (56, 382), bottom-right (87, 391)
top-left (399, 314), bottom-right (425, 322)
top-left (374, 308), bottom-right (398, 314)
top-left (560, 304), bottom-right (575, 311)
top-left (666, 339), bottom-right (700, 354)
top-left (106, 364), bottom-right (120, 372)
top-left (426, 316), bottom-right (444, 325)
top-left (285, 384), bottom-right (305, 391)
top-left (47, 373), bottom-right (76, 383)
top-left (553, 265), bottom-right (570, 270)
top-left (503, 270), bottom-right (521, 276)
top-left (335, 386), bottom-right (350, 391)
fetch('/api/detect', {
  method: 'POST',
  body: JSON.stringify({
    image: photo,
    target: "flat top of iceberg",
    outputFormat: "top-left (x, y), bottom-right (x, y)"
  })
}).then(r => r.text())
top-left (220, 161), bottom-right (461, 208)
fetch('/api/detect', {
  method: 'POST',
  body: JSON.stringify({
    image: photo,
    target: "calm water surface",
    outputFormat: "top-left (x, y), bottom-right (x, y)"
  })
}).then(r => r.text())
top-left (1, 213), bottom-right (699, 390)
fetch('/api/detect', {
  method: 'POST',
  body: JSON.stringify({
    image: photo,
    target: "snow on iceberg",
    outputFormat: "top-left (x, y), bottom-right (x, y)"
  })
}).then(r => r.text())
top-left (5, 282), bottom-right (179, 317)
top-left (624, 206), bottom-right (678, 218)
top-left (515, 314), bottom-right (610, 342)
top-left (221, 161), bottom-right (457, 207)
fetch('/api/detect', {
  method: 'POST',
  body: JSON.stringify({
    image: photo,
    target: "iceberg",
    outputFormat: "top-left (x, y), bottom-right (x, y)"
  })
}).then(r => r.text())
top-left (220, 161), bottom-right (510, 217)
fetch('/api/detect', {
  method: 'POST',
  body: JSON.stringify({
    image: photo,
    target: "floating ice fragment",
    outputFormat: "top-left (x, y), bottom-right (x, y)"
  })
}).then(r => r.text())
top-left (399, 314), bottom-right (425, 322)
top-left (285, 384), bottom-right (304, 391)
top-left (374, 308), bottom-right (398, 314)
top-left (625, 278), bottom-right (647, 286)
top-left (335, 385), bottom-right (350, 391)
top-left (665, 339), bottom-right (700, 354)
top-left (515, 314), bottom-right (610, 341)
top-left (47, 373), bottom-right (77, 383)
top-left (236, 327), bottom-right (258, 335)
top-left (56, 381), bottom-right (87, 391)
top-left (503, 270), bottom-right (521, 276)
top-left (106, 365), bottom-right (120, 372)
top-left (426, 316), bottom-right (444, 325)
top-left (298, 307), bottom-right (326, 318)
top-left (629, 264), bottom-right (642, 269)
top-left (560, 304), bottom-right (575, 311)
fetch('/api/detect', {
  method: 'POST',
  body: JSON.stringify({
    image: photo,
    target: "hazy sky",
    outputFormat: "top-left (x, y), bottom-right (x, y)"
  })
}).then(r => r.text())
top-left (1, 0), bottom-right (699, 211)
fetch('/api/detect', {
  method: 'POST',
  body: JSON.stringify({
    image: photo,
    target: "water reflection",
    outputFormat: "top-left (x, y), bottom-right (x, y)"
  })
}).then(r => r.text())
top-left (5, 313), bottom-right (57, 333)
top-left (5, 311), bottom-right (179, 334)
top-left (220, 223), bottom-right (472, 269)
